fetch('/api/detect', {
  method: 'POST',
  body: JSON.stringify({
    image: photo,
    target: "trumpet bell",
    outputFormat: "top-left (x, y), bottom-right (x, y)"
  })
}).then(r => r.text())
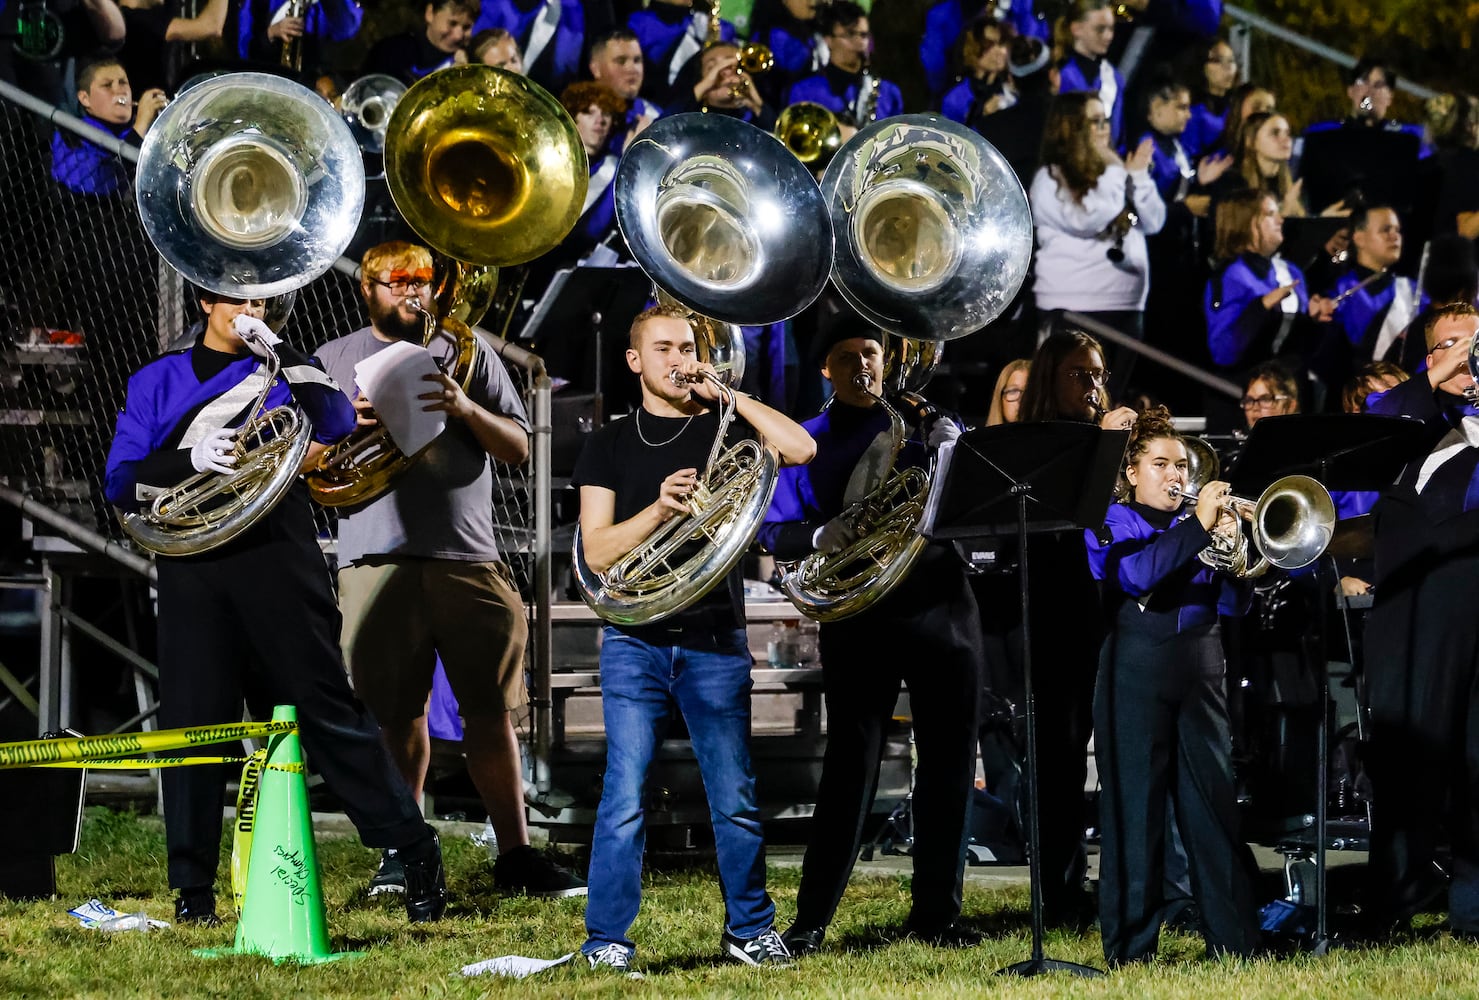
top-left (342, 73), bottom-right (406, 154)
top-left (1252, 474), bottom-right (1336, 571)
top-left (616, 112), bottom-right (834, 325)
top-left (821, 114), bottom-right (1032, 341)
top-left (135, 72), bottom-right (364, 298)
top-left (384, 65), bottom-right (588, 267)
top-left (738, 42), bottom-right (774, 75)
top-left (775, 101), bottom-right (842, 167)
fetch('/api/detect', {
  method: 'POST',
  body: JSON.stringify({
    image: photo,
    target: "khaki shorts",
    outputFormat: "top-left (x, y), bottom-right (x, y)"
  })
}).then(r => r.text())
top-left (339, 560), bottom-right (529, 722)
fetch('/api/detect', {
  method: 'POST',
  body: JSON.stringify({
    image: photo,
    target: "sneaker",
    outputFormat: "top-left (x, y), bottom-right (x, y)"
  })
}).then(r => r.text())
top-left (587, 943), bottom-right (643, 978)
top-left (492, 845), bottom-right (588, 898)
top-left (174, 887), bottom-right (220, 926)
top-left (723, 927), bottom-right (793, 967)
top-left (781, 924), bottom-right (824, 957)
top-left (367, 849), bottom-right (405, 897)
top-left (400, 830), bottom-right (447, 923)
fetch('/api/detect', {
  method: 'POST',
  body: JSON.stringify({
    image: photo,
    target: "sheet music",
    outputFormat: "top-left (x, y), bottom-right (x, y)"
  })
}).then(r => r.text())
top-left (353, 341), bottom-right (446, 458)
top-left (920, 438), bottom-right (956, 538)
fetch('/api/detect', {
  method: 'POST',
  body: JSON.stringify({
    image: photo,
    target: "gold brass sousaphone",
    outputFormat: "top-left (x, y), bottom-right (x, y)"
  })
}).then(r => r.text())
top-left (776, 114), bottom-right (1034, 621)
top-left (125, 72), bottom-right (365, 555)
top-left (305, 65), bottom-right (588, 507)
top-left (571, 112), bottom-right (835, 625)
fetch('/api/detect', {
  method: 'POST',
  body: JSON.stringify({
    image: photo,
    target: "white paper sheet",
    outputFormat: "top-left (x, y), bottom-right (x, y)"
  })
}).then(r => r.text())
top-left (460, 953), bottom-right (575, 978)
top-left (353, 341), bottom-right (447, 458)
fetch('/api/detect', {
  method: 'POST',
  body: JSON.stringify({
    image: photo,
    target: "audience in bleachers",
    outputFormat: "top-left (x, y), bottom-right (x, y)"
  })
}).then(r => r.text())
top-left (12, 0), bottom-right (1477, 439)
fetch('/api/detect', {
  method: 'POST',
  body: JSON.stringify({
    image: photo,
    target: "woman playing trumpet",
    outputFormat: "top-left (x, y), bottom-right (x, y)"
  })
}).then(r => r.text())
top-left (1084, 407), bottom-right (1260, 965)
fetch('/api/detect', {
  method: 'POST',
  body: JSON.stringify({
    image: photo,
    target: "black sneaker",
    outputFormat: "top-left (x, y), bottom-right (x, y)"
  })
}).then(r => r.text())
top-left (723, 927), bottom-right (793, 967)
top-left (492, 845), bottom-right (588, 898)
top-left (586, 943), bottom-right (643, 978)
top-left (400, 830), bottom-right (447, 923)
top-left (367, 849), bottom-right (405, 897)
top-left (174, 887), bottom-right (220, 926)
top-left (781, 924), bottom-right (825, 957)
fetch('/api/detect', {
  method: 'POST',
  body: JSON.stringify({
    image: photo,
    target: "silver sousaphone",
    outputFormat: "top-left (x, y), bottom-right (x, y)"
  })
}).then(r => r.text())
top-left (777, 114), bottom-right (1034, 620)
top-left (571, 112), bottom-right (835, 625)
top-left (124, 72), bottom-right (364, 555)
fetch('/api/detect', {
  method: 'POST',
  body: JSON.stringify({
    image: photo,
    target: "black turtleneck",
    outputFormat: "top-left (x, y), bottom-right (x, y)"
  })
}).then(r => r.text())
top-left (1128, 499), bottom-right (1177, 531)
top-left (191, 338), bottom-right (252, 383)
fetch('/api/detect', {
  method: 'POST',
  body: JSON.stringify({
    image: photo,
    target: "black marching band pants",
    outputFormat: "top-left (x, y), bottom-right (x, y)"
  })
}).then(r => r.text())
top-left (1365, 548), bottom-right (1479, 930)
top-left (153, 492), bottom-right (427, 890)
top-left (793, 558), bottom-right (983, 933)
top-left (1094, 620), bottom-right (1259, 962)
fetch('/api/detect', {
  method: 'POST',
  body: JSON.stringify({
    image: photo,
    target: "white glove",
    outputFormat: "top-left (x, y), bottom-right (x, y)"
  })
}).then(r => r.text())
top-left (812, 516), bottom-right (859, 554)
top-left (190, 427), bottom-right (238, 475)
top-left (927, 418), bottom-right (962, 449)
top-left (233, 315), bottom-right (281, 358)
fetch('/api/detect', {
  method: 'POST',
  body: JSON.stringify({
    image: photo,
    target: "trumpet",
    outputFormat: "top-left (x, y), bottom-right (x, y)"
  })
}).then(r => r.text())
top-left (1167, 475), bottom-right (1335, 578)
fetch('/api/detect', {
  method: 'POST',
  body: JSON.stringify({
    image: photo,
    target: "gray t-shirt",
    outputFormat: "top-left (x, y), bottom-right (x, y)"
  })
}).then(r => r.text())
top-left (315, 325), bottom-right (530, 565)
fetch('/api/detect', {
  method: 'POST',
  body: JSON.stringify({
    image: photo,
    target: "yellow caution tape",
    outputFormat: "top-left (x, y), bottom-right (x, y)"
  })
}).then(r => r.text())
top-left (0, 720), bottom-right (296, 769)
top-left (1, 717), bottom-right (309, 916)
top-left (33, 757), bottom-right (304, 771)
top-left (231, 748), bottom-right (268, 913)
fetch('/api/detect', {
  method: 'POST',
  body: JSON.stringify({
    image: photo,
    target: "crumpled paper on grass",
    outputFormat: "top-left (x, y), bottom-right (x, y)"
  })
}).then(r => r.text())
top-left (460, 953), bottom-right (574, 978)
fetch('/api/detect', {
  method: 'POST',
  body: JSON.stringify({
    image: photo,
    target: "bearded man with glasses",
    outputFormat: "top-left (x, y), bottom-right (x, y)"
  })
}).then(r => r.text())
top-left (315, 240), bottom-right (587, 901)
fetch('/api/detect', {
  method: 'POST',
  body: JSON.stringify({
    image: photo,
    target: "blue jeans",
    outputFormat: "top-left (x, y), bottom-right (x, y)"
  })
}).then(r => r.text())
top-left (582, 625), bottom-right (774, 956)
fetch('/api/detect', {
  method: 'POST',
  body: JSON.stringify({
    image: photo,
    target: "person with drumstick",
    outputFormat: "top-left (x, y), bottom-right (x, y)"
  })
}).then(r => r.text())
top-left (1085, 406), bottom-right (1260, 965)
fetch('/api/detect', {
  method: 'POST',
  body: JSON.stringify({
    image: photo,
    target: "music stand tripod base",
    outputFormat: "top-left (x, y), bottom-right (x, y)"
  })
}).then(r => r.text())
top-left (997, 958), bottom-right (1103, 978)
top-left (931, 423), bottom-right (1125, 980)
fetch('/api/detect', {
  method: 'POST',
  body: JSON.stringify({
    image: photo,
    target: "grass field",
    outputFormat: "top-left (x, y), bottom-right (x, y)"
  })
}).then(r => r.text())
top-left (4, 808), bottom-right (1479, 999)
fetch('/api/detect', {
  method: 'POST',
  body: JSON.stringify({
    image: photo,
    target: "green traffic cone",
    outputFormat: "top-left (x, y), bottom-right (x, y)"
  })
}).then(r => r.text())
top-left (196, 705), bottom-right (360, 963)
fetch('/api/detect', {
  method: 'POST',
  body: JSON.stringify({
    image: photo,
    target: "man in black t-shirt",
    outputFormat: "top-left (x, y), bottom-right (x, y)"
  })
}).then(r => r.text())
top-left (571, 303), bottom-right (816, 975)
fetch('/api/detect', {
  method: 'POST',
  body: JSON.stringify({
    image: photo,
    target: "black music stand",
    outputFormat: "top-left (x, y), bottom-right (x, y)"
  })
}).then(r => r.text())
top-left (931, 421), bottom-right (1128, 978)
top-left (1299, 128), bottom-right (1421, 220)
top-left (1228, 413), bottom-right (1428, 952)
top-left (521, 265), bottom-right (651, 422)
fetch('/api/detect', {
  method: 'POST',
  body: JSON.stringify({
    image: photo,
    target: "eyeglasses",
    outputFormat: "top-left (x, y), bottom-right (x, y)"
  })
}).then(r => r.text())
top-left (1240, 394), bottom-right (1291, 410)
top-left (1066, 368), bottom-right (1110, 386)
top-left (1001, 387), bottom-right (1023, 401)
top-left (369, 275), bottom-right (430, 295)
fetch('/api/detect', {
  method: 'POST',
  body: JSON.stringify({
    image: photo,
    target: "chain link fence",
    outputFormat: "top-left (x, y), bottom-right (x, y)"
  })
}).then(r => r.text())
top-left (0, 83), bottom-right (542, 750)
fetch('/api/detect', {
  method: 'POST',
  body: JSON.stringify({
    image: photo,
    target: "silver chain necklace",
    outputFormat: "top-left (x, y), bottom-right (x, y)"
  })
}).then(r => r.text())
top-left (635, 408), bottom-right (694, 448)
